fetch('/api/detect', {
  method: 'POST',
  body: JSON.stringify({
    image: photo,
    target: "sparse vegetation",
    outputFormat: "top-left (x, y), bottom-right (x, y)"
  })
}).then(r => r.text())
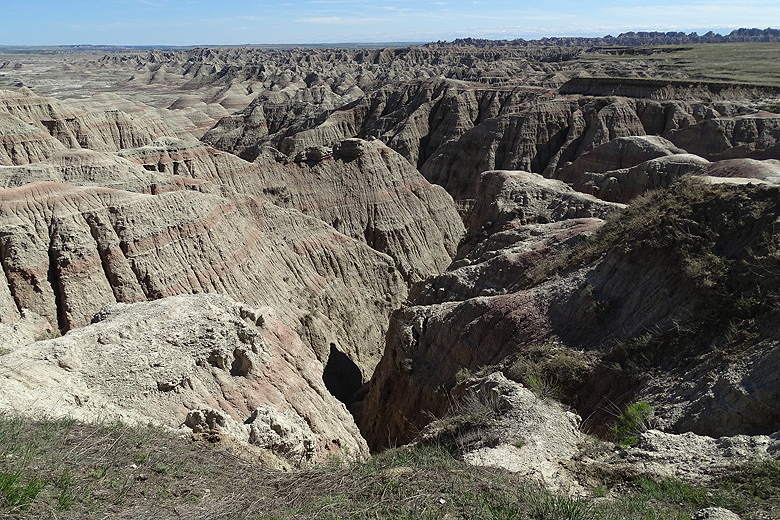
top-left (449, 389), bottom-right (505, 426)
top-left (504, 342), bottom-right (592, 401)
top-left (525, 373), bottom-right (562, 400)
top-left (1, 415), bottom-right (775, 519)
top-left (585, 43), bottom-right (780, 86)
top-left (526, 179), bottom-right (778, 375)
top-left (609, 401), bottom-right (655, 448)
top-left (455, 367), bottom-right (472, 384)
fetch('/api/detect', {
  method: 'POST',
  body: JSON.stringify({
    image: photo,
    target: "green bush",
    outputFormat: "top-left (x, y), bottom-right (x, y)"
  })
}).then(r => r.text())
top-left (525, 373), bottom-right (562, 400)
top-left (610, 402), bottom-right (654, 448)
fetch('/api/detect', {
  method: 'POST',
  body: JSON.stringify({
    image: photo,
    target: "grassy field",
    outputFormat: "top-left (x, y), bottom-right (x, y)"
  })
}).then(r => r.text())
top-left (586, 43), bottom-right (780, 86)
top-left (0, 415), bottom-right (777, 519)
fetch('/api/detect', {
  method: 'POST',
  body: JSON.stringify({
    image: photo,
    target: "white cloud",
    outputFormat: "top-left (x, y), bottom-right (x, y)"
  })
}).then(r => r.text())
top-left (297, 16), bottom-right (387, 24)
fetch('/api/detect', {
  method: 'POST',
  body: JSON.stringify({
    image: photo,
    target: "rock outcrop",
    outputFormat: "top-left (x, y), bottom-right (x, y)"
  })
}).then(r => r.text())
top-left (413, 372), bottom-right (778, 494)
top-left (115, 136), bottom-right (464, 283)
top-left (0, 294), bottom-right (368, 467)
top-left (0, 182), bottom-right (406, 379)
top-left (359, 178), bottom-right (780, 448)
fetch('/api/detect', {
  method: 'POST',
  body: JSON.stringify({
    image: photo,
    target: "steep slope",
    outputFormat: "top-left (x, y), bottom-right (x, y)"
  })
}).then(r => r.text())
top-left (359, 177), bottom-right (779, 448)
top-left (0, 182), bottom-right (406, 380)
top-left (117, 137), bottom-right (465, 283)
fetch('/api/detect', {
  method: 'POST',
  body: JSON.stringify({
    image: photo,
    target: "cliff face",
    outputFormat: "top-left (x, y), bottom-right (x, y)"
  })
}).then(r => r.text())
top-left (359, 177), bottom-right (780, 448)
top-left (0, 182), bottom-right (406, 379)
top-left (201, 75), bottom-right (777, 207)
top-left (115, 136), bottom-right (464, 283)
top-left (0, 81), bottom-right (471, 461)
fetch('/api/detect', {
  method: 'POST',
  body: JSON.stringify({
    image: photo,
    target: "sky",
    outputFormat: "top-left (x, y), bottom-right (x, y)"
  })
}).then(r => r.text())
top-left (1, 0), bottom-right (779, 46)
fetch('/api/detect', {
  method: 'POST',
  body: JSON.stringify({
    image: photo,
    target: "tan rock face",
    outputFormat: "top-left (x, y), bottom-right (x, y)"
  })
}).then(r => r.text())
top-left (703, 158), bottom-right (780, 182)
top-left (0, 182), bottom-right (406, 378)
top-left (0, 85), bottom-right (469, 459)
top-left (0, 114), bottom-right (67, 166)
top-left (554, 136), bottom-right (688, 186)
top-left (203, 83), bottom-right (365, 161)
top-left (0, 294), bottom-right (368, 466)
top-left (117, 136), bottom-right (465, 283)
top-left (0, 148), bottom-right (209, 193)
top-left (568, 154), bottom-right (711, 203)
top-left (276, 79), bottom-right (550, 165)
top-left (0, 87), bottom-right (209, 159)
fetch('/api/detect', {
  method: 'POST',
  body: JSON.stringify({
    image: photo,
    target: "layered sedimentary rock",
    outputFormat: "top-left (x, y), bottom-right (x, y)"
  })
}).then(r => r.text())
top-left (413, 171), bottom-right (622, 303)
top-left (0, 87), bottom-right (204, 159)
top-left (117, 136), bottom-right (465, 283)
top-left (202, 83), bottom-right (364, 161)
top-left (0, 148), bottom-right (209, 193)
top-left (566, 154), bottom-right (711, 203)
top-left (0, 182), bottom-right (406, 377)
top-left (667, 112), bottom-right (780, 161)
top-left (419, 96), bottom-right (720, 202)
top-left (273, 79), bottom-right (551, 165)
top-left (703, 158), bottom-right (780, 183)
top-left (0, 114), bottom-right (67, 166)
top-left (559, 77), bottom-right (780, 101)
top-left (359, 178), bottom-right (780, 448)
top-left (0, 294), bottom-right (368, 466)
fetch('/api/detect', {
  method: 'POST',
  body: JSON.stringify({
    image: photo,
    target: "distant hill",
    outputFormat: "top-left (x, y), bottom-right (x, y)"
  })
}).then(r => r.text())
top-left (428, 27), bottom-right (780, 47)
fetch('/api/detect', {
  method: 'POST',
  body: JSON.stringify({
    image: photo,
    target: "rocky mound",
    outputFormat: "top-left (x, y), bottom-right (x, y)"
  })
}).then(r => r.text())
top-left (415, 372), bottom-right (778, 495)
top-left (359, 178), bottom-right (779, 448)
top-left (0, 294), bottom-right (368, 467)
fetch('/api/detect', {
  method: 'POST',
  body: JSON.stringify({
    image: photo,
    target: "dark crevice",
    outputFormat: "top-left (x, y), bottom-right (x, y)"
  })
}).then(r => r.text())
top-left (0, 241), bottom-right (23, 316)
top-left (46, 232), bottom-right (67, 334)
top-left (322, 343), bottom-right (363, 406)
top-left (230, 349), bottom-right (253, 377)
top-left (85, 215), bottom-right (121, 303)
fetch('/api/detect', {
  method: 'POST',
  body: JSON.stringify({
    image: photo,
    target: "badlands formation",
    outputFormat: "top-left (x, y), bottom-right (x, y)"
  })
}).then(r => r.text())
top-left (0, 36), bottom-right (778, 518)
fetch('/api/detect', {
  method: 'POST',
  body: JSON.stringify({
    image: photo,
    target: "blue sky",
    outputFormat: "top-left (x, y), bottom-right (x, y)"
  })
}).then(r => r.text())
top-left (2, 0), bottom-right (779, 46)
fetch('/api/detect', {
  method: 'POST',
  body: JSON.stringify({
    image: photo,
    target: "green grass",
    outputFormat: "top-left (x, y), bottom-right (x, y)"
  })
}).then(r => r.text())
top-left (610, 402), bottom-right (654, 448)
top-left (0, 473), bottom-right (45, 511)
top-left (525, 373), bottom-right (562, 400)
top-left (584, 42), bottom-right (780, 86)
top-left (0, 414), bottom-right (776, 519)
top-left (504, 342), bottom-right (593, 402)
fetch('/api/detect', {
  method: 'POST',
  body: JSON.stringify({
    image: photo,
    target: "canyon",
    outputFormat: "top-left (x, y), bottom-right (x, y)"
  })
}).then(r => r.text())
top-left (0, 35), bottom-right (778, 519)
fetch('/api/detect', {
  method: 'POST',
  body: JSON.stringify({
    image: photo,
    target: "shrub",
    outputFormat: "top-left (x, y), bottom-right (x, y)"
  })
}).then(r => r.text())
top-left (525, 373), bottom-right (562, 400)
top-left (455, 367), bottom-right (472, 384)
top-left (450, 390), bottom-right (505, 426)
top-left (504, 342), bottom-right (591, 402)
top-left (610, 401), bottom-right (654, 448)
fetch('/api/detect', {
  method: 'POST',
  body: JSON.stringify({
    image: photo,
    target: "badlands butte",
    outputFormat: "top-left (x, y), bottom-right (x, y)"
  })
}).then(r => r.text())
top-left (0, 32), bottom-right (778, 519)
